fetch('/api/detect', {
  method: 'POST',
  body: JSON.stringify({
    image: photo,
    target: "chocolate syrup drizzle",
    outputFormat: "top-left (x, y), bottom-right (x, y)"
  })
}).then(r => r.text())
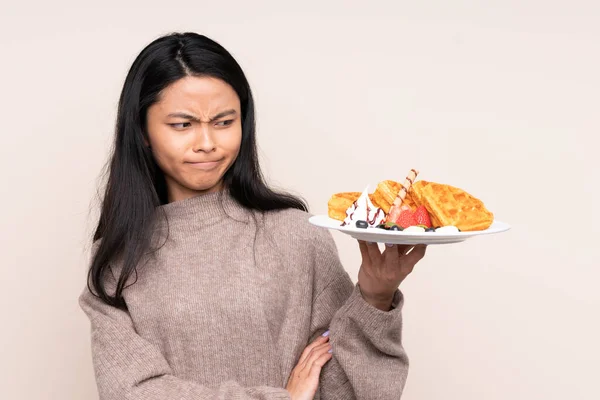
top-left (341, 198), bottom-right (384, 227)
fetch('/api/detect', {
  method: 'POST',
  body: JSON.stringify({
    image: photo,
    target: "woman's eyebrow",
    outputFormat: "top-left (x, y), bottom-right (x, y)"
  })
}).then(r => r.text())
top-left (167, 109), bottom-right (238, 122)
top-left (210, 109), bottom-right (237, 121)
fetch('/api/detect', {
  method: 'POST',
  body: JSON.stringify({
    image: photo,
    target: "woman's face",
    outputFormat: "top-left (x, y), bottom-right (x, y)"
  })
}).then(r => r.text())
top-left (146, 76), bottom-right (242, 202)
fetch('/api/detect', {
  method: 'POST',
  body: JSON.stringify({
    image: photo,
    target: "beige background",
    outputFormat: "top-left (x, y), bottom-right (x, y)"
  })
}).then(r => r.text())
top-left (1, 1), bottom-right (598, 399)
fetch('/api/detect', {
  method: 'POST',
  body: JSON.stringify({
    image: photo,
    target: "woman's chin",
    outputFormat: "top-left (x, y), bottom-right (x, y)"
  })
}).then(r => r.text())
top-left (187, 180), bottom-right (224, 194)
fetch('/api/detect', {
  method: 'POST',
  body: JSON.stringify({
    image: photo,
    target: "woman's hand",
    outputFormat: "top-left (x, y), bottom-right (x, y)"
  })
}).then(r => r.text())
top-left (286, 333), bottom-right (332, 400)
top-left (357, 241), bottom-right (427, 311)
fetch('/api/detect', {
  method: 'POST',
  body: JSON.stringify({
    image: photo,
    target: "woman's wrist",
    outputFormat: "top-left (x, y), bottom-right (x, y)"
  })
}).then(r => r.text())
top-left (358, 286), bottom-right (395, 311)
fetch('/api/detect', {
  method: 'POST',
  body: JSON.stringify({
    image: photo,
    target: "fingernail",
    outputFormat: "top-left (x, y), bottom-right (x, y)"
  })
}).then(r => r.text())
top-left (328, 348), bottom-right (333, 353)
top-left (385, 243), bottom-right (394, 247)
top-left (322, 330), bottom-right (330, 337)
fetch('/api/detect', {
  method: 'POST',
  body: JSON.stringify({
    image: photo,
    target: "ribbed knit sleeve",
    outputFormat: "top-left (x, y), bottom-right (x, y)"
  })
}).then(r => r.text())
top-left (79, 268), bottom-right (292, 400)
top-left (309, 229), bottom-right (409, 400)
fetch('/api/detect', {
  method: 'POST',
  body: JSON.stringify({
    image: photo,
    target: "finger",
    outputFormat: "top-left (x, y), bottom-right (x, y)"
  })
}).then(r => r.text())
top-left (298, 335), bottom-right (329, 366)
top-left (365, 241), bottom-right (383, 265)
top-left (308, 351), bottom-right (333, 379)
top-left (301, 342), bottom-right (332, 371)
top-left (383, 243), bottom-right (398, 264)
top-left (402, 244), bottom-right (427, 268)
top-left (305, 343), bottom-right (332, 368)
top-left (397, 244), bottom-right (413, 256)
top-left (298, 335), bottom-right (329, 365)
top-left (357, 240), bottom-right (371, 264)
top-left (299, 342), bottom-right (331, 370)
top-left (384, 243), bottom-right (414, 264)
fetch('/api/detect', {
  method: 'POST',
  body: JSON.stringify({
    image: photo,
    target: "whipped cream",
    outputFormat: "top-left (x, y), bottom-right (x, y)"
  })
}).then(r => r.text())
top-left (435, 226), bottom-right (459, 233)
top-left (404, 226), bottom-right (426, 233)
top-left (341, 186), bottom-right (385, 227)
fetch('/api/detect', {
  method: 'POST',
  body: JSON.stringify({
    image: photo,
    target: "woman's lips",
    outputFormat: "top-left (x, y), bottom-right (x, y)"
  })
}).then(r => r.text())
top-left (186, 160), bottom-right (222, 170)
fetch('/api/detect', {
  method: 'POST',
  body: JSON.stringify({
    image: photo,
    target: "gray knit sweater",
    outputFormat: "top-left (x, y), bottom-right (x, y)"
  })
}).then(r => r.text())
top-left (79, 191), bottom-right (409, 399)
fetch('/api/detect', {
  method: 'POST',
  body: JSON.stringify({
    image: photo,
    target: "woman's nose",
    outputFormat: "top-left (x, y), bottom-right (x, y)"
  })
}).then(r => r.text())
top-left (192, 125), bottom-right (216, 153)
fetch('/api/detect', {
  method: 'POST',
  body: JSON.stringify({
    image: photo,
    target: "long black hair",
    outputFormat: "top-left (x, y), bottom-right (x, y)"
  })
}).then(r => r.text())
top-left (88, 32), bottom-right (307, 308)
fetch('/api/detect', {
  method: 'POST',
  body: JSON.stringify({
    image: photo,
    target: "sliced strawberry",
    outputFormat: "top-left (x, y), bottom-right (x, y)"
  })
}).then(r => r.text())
top-left (413, 205), bottom-right (432, 228)
top-left (395, 208), bottom-right (417, 228)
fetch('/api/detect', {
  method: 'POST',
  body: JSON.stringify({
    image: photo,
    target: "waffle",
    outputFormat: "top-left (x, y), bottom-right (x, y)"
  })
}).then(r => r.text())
top-left (328, 177), bottom-right (494, 231)
top-left (372, 180), bottom-right (418, 213)
top-left (411, 180), bottom-right (494, 231)
top-left (327, 192), bottom-right (377, 221)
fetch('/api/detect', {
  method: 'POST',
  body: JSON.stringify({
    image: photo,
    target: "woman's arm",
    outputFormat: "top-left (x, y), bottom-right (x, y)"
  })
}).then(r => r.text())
top-left (79, 270), bottom-right (292, 400)
top-left (309, 230), bottom-right (412, 400)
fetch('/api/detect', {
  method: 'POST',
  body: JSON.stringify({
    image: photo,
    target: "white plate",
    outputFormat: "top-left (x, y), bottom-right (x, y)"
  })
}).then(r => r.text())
top-left (308, 215), bottom-right (511, 245)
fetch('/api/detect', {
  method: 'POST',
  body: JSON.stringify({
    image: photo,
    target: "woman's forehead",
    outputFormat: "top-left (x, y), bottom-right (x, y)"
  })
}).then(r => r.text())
top-left (155, 76), bottom-right (240, 114)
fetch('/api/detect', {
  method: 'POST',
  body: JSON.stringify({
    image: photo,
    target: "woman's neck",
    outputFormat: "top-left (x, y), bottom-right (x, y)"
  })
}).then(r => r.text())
top-left (157, 187), bottom-right (250, 227)
top-left (166, 180), bottom-right (225, 204)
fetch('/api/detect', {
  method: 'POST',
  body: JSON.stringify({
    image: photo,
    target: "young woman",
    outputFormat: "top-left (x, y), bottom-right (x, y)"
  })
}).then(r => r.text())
top-left (79, 32), bottom-right (427, 400)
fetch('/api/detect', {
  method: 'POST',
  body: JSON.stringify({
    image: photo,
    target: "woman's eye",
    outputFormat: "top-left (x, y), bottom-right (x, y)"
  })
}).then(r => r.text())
top-left (169, 122), bottom-right (191, 129)
top-left (215, 120), bottom-right (234, 127)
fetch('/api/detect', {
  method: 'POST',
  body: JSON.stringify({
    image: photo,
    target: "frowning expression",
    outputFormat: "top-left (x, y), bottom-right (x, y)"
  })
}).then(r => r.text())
top-left (146, 76), bottom-right (242, 202)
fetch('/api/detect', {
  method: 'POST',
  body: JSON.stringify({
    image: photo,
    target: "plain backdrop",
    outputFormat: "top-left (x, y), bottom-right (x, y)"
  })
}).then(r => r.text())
top-left (1, 1), bottom-right (598, 399)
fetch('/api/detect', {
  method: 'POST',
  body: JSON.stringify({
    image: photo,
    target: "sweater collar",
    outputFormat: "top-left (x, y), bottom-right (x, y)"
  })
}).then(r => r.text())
top-left (157, 189), bottom-right (250, 225)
